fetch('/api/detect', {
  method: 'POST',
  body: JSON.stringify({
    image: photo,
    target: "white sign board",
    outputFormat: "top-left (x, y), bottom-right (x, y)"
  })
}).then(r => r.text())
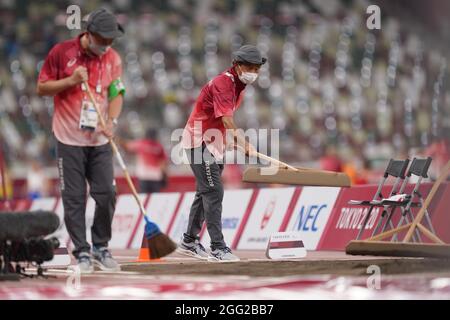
top-left (237, 187), bottom-right (296, 250)
top-left (266, 231), bottom-right (307, 259)
top-left (285, 187), bottom-right (341, 249)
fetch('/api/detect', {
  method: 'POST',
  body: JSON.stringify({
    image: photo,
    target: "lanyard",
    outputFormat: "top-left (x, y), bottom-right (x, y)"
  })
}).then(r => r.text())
top-left (224, 71), bottom-right (237, 109)
top-left (80, 52), bottom-right (103, 96)
top-left (95, 59), bottom-right (103, 94)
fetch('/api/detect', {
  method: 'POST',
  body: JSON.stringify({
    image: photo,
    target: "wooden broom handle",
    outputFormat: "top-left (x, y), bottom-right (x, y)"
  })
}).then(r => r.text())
top-left (83, 81), bottom-right (146, 216)
top-left (236, 145), bottom-right (310, 171)
top-left (403, 160), bottom-right (450, 243)
top-left (0, 149), bottom-right (11, 209)
top-left (254, 151), bottom-right (299, 171)
top-left (254, 152), bottom-right (348, 174)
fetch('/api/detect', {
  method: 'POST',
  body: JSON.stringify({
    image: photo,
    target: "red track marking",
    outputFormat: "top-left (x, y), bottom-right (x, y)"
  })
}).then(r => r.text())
top-left (126, 194), bottom-right (151, 249)
top-left (231, 188), bottom-right (259, 249)
top-left (199, 222), bottom-right (207, 238)
top-left (166, 193), bottom-right (185, 235)
top-left (278, 187), bottom-right (302, 232)
top-left (52, 197), bottom-right (60, 212)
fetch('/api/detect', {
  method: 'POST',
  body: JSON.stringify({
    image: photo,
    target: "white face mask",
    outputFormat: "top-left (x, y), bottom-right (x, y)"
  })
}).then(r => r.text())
top-left (88, 34), bottom-right (111, 56)
top-left (238, 66), bottom-right (258, 84)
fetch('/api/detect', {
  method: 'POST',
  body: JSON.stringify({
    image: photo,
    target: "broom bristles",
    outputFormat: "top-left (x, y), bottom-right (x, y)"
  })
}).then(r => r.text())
top-left (147, 233), bottom-right (178, 259)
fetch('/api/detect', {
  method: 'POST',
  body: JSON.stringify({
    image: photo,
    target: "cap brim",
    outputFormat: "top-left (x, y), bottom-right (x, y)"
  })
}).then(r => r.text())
top-left (95, 24), bottom-right (125, 39)
top-left (233, 52), bottom-right (267, 65)
top-left (96, 30), bottom-right (123, 39)
top-left (235, 56), bottom-right (267, 65)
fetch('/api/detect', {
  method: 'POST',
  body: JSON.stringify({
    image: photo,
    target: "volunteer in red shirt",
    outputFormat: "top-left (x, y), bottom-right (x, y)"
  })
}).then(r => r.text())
top-left (37, 8), bottom-right (125, 273)
top-left (124, 128), bottom-right (168, 193)
top-left (178, 45), bottom-right (266, 261)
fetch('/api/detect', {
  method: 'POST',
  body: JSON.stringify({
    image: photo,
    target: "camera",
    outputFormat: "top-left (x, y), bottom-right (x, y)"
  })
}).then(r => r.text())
top-left (7, 237), bottom-right (60, 265)
top-left (0, 237), bottom-right (60, 280)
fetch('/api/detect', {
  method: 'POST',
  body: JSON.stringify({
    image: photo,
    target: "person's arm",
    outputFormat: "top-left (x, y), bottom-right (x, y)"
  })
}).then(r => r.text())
top-left (99, 54), bottom-right (125, 139)
top-left (108, 94), bottom-right (123, 120)
top-left (222, 116), bottom-right (256, 156)
top-left (99, 94), bottom-right (123, 139)
top-left (160, 146), bottom-right (169, 171)
top-left (37, 66), bottom-right (87, 96)
top-left (211, 77), bottom-right (256, 156)
top-left (158, 146), bottom-right (169, 187)
top-left (160, 158), bottom-right (168, 175)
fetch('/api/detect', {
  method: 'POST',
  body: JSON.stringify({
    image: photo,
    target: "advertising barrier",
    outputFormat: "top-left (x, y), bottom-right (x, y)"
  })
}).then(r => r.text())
top-left (283, 187), bottom-right (341, 250)
top-left (317, 184), bottom-right (434, 250)
top-left (237, 187), bottom-right (297, 250)
top-left (200, 189), bottom-right (254, 249)
top-left (2, 182), bottom-right (450, 261)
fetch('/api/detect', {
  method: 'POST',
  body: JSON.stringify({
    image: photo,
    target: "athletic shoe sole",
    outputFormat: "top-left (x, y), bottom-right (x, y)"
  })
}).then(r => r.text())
top-left (208, 256), bottom-right (241, 262)
top-left (75, 260), bottom-right (95, 274)
top-left (79, 268), bottom-right (95, 274)
top-left (176, 247), bottom-right (210, 261)
top-left (208, 252), bottom-right (241, 262)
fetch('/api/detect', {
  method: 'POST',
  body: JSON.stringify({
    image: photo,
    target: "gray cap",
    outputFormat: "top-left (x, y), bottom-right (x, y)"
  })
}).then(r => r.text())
top-left (232, 45), bottom-right (267, 65)
top-left (86, 8), bottom-right (124, 39)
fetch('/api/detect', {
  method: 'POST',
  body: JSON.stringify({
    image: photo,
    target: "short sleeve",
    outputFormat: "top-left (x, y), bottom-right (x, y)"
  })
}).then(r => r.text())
top-left (38, 44), bottom-right (61, 82)
top-left (111, 50), bottom-right (123, 80)
top-left (211, 76), bottom-right (235, 118)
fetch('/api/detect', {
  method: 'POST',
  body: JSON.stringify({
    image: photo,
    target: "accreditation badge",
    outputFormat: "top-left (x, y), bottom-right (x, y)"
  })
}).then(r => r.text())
top-left (79, 99), bottom-right (99, 131)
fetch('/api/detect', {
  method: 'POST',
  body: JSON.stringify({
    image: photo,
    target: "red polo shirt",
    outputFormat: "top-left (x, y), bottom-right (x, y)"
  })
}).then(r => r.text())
top-left (126, 139), bottom-right (168, 181)
top-left (38, 33), bottom-right (122, 146)
top-left (182, 67), bottom-right (246, 158)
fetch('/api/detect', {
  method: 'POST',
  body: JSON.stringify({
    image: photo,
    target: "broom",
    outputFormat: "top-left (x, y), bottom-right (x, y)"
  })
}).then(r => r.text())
top-left (0, 146), bottom-right (11, 210)
top-left (83, 81), bottom-right (177, 259)
top-left (237, 145), bottom-right (351, 187)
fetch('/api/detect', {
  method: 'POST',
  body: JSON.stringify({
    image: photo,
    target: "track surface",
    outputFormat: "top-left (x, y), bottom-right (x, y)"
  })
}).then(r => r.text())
top-left (1, 250), bottom-right (450, 299)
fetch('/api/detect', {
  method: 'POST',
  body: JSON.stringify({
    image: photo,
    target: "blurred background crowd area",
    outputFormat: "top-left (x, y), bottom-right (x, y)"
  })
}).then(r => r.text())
top-left (0, 0), bottom-right (450, 198)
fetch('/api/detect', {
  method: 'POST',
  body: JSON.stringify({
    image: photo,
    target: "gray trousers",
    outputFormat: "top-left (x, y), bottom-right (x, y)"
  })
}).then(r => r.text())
top-left (184, 145), bottom-right (226, 250)
top-left (56, 141), bottom-right (116, 258)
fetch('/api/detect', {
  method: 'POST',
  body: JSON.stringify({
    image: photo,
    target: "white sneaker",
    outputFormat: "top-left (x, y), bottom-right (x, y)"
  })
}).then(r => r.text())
top-left (77, 252), bottom-right (94, 274)
top-left (92, 247), bottom-right (121, 272)
top-left (209, 247), bottom-right (240, 262)
top-left (176, 240), bottom-right (210, 260)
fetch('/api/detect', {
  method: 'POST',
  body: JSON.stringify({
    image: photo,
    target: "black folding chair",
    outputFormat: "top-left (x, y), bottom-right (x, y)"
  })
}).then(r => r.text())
top-left (383, 157), bottom-right (435, 242)
top-left (370, 168), bottom-right (412, 238)
top-left (349, 159), bottom-right (410, 240)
